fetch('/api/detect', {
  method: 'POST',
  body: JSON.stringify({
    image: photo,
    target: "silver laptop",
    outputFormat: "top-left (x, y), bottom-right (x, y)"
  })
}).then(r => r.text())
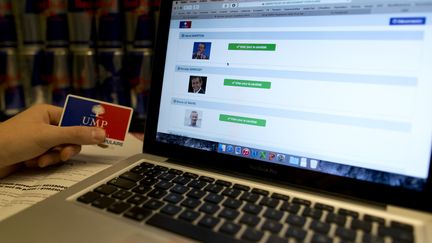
top-left (2, 0), bottom-right (432, 242)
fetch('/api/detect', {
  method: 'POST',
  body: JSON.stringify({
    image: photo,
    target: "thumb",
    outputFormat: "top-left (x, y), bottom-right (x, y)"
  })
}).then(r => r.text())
top-left (40, 126), bottom-right (106, 148)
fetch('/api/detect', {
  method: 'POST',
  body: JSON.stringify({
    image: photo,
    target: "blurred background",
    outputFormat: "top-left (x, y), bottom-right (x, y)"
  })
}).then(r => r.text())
top-left (0, 0), bottom-right (160, 131)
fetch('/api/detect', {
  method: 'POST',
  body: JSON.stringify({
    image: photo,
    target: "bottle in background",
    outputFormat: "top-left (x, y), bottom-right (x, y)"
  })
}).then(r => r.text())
top-left (0, 48), bottom-right (26, 116)
top-left (71, 48), bottom-right (99, 99)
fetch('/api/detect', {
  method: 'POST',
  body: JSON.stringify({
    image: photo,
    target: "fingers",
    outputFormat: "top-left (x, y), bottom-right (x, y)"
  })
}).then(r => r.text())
top-left (24, 145), bottom-right (82, 168)
top-left (44, 104), bottom-right (64, 125)
top-left (37, 150), bottom-right (62, 168)
top-left (60, 145), bottom-right (81, 161)
top-left (40, 125), bottom-right (106, 149)
top-left (0, 164), bottom-right (23, 178)
top-left (24, 159), bottom-right (39, 168)
top-left (24, 104), bottom-right (64, 125)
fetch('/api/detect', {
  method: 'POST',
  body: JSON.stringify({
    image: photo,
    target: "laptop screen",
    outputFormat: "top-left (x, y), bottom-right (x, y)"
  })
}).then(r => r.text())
top-left (155, 0), bottom-right (432, 191)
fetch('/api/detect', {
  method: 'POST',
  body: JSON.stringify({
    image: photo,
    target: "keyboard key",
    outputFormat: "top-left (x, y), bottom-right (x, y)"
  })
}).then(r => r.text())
top-left (144, 169), bottom-right (163, 178)
top-left (242, 203), bottom-right (263, 215)
top-left (172, 176), bottom-right (191, 185)
top-left (363, 233), bottom-right (385, 243)
top-left (378, 225), bottom-right (414, 242)
top-left (286, 214), bottom-right (306, 227)
top-left (263, 208), bottom-right (283, 221)
top-left (140, 162), bottom-right (154, 168)
top-left (130, 165), bottom-right (151, 174)
top-left (160, 204), bottom-right (182, 216)
top-left (168, 168), bottom-right (183, 175)
top-left (222, 188), bottom-right (242, 198)
top-left (163, 193), bottom-right (184, 204)
top-left (219, 208), bottom-right (240, 220)
top-left (126, 194), bottom-right (148, 205)
top-left (134, 164), bottom-right (151, 171)
top-left (240, 192), bottom-right (260, 203)
top-left (198, 215), bottom-right (220, 229)
top-left (158, 173), bottom-right (176, 181)
top-left (94, 184), bottom-right (118, 195)
top-left (325, 212), bottom-right (346, 226)
top-left (259, 197), bottom-right (280, 208)
top-left (154, 165), bottom-right (169, 171)
top-left (92, 196), bottom-right (116, 209)
top-left (251, 188), bottom-right (269, 196)
top-left (147, 214), bottom-right (243, 243)
top-left (338, 208), bottom-right (359, 218)
top-left (350, 218), bottom-right (372, 232)
top-left (233, 183), bottom-right (250, 191)
top-left (108, 178), bottom-right (136, 190)
top-left (215, 180), bottom-right (232, 187)
top-left (120, 171), bottom-right (143, 182)
top-left (314, 202), bottom-right (334, 212)
top-left (179, 209), bottom-right (200, 222)
top-left (286, 226), bottom-right (307, 241)
top-left (140, 177), bottom-right (158, 186)
top-left (132, 185), bottom-right (152, 194)
top-left (205, 193), bottom-right (224, 204)
top-left (199, 176), bottom-right (215, 183)
top-left (219, 221), bottom-right (241, 236)
top-left (181, 198), bottom-right (201, 209)
top-left (170, 184), bottom-right (189, 194)
top-left (292, 197), bottom-right (311, 207)
top-left (302, 207), bottom-right (323, 220)
top-left (271, 192), bottom-right (290, 201)
top-left (148, 189), bottom-right (168, 199)
top-left (280, 202), bottom-right (300, 214)
top-left (111, 190), bottom-right (133, 200)
top-left (261, 220), bottom-right (283, 233)
top-left (364, 214), bottom-right (385, 225)
top-left (108, 202), bottom-right (131, 214)
top-left (187, 189), bottom-right (206, 199)
top-left (188, 180), bottom-right (208, 189)
top-left (77, 191), bottom-right (101, 204)
top-left (223, 198), bottom-right (242, 209)
top-left (183, 172), bottom-right (199, 179)
top-left (310, 220), bottom-right (331, 234)
top-left (241, 228), bottom-right (264, 242)
top-left (143, 199), bottom-right (165, 210)
top-left (124, 207), bottom-right (151, 221)
top-left (311, 233), bottom-right (332, 243)
top-left (199, 203), bottom-right (220, 215)
top-left (204, 184), bottom-right (224, 194)
top-left (266, 235), bottom-right (287, 243)
top-left (240, 214), bottom-right (261, 226)
top-left (335, 227), bottom-right (357, 241)
top-left (390, 220), bottom-right (414, 232)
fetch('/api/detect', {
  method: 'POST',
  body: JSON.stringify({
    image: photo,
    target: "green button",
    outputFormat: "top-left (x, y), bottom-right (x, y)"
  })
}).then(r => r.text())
top-left (228, 43), bottom-right (276, 51)
top-left (219, 114), bottom-right (266, 127)
top-left (224, 79), bottom-right (271, 89)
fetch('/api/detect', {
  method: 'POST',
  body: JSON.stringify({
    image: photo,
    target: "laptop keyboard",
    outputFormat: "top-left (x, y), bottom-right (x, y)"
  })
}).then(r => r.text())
top-left (76, 161), bottom-right (415, 243)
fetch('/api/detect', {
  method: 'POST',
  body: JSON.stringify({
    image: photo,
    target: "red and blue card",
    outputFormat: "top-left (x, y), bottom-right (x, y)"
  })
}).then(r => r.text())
top-left (59, 95), bottom-right (133, 146)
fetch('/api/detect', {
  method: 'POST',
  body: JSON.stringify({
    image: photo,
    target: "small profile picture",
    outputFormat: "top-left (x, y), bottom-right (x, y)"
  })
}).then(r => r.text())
top-left (192, 42), bottom-right (211, 60)
top-left (188, 76), bottom-right (207, 94)
top-left (185, 110), bottom-right (202, 128)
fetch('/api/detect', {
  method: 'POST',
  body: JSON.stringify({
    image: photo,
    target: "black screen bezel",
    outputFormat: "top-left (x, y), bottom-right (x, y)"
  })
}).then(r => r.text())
top-left (144, 0), bottom-right (432, 212)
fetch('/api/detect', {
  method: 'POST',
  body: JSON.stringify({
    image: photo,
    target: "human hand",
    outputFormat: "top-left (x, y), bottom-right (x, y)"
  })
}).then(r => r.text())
top-left (0, 104), bottom-right (106, 177)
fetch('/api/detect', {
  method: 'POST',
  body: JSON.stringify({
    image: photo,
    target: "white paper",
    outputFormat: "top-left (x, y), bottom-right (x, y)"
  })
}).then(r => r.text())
top-left (0, 133), bottom-right (142, 221)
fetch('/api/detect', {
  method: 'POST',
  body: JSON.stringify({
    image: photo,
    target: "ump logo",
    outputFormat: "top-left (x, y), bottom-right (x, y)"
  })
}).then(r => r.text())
top-left (82, 104), bottom-right (108, 129)
top-left (92, 105), bottom-right (105, 117)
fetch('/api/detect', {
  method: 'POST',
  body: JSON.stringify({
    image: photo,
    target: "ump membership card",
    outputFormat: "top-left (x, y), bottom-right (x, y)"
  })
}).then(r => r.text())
top-left (59, 95), bottom-right (133, 147)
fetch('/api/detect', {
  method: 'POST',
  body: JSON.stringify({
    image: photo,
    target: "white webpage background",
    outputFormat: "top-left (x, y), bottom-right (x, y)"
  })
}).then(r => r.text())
top-left (157, 13), bottom-right (432, 178)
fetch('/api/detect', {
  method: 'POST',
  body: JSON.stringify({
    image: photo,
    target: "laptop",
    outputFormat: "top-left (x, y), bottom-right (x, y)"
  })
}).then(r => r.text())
top-left (2, 0), bottom-right (432, 242)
